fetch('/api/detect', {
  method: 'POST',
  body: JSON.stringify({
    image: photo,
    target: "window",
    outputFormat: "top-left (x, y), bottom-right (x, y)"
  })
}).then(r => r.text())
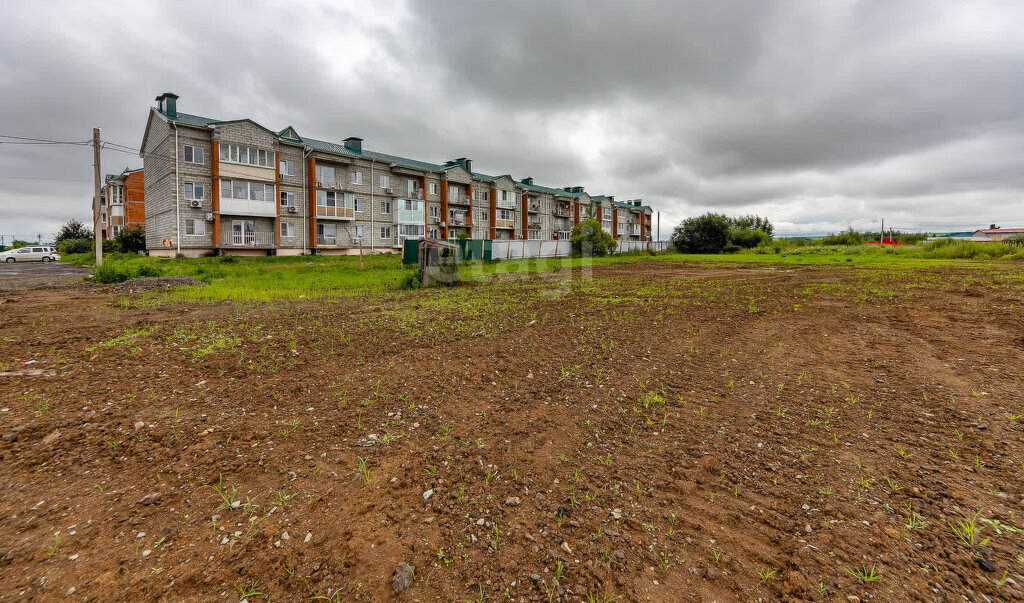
top-left (354, 198), bottom-right (365, 212)
top-left (428, 183), bottom-right (439, 195)
top-left (406, 179), bottom-right (416, 195)
top-left (448, 185), bottom-right (459, 200)
top-left (280, 191), bottom-right (295, 207)
top-left (528, 230), bottom-right (541, 240)
top-left (380, 201), bottom-right (391, 215)
top-left (184, 145), bottom-right (204, 164)
top-left (317, 190), bottom-right (337, 207)
top-left (428, 206), bottom-right (440, 219)
top-left (220, 179), bottom-right (274, 202)
top-left (184, 182), bottom-right (204, 200)
top-left (281, 222), bottom-right (295, 237)
top-left (111, 225), bottom-right (123, 237)
top-left (315, 165), bottom-right (336, 185)
top-left (479, 209), bottom-right (488, 222)
top-left (279, 159), bottom-right (294, 176)
top-left (380, 226), bottom-right (392, 239)
top-left (501, 190), bottom-right (512, 201)
top-left (474, 188), bottom-right (489, 201)
top-left (428, 227), bottom-right (438, 239)
top-left (184, 218), bottom-right (205, 236)
top-left (354, 225), bottom-right (364, 239)
top-left (498, 209), bottom-right (514, 221)
top-left (403, 199), bottom-right (417, 211)
top-left (350, 171), bottom-right (363, 185)
top-left (602, 208), bottom-right (612, 220)
top-left (379, 175), bottom-right (390, 189)
top-left (219, 143), bottom-right (272, 167)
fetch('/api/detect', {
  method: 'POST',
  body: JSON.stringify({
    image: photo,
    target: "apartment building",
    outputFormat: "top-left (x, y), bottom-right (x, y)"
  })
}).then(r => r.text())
top-left (140, 93), bottom-right (654, 257)
top-left (98, 167), bottom-right (145, 240)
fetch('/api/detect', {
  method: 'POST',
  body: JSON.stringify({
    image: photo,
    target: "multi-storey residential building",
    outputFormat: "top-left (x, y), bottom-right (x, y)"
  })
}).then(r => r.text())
top-left (140, 93), bottom-right (654, 257)
top-left (98, 167), bottom-right (144, 240)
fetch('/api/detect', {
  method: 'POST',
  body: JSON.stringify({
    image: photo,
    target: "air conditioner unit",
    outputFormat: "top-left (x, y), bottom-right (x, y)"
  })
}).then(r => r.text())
top-left (189, 200), bottom-right (201, 208)
top-left (440, 222), bottom-right (447, 228)
top-left (204, 212), bottom-right (214, 222)
top-left (432, 216), bottom-right (441, 223)
top-left (383, 187), bottom-right (393, 194)
top-left (287, 206), bottom-right (297, 213)
top-left (278, 173), bottom-right (284, 181)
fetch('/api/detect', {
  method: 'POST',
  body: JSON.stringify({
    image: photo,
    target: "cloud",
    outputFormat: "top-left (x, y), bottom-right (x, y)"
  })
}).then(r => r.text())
top-left (1, 0), bottom-right (1023, 240)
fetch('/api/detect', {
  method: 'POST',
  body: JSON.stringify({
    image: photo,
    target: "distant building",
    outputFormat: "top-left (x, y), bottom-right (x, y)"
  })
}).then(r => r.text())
top-left (971, 228), bottom-right (1024, 241)
top-left (139, 92), bottom-right (654, 257)
top-left (99, 167), bottom-right (145, 240)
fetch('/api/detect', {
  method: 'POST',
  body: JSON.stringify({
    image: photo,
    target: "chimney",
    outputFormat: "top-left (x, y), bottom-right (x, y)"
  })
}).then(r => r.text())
top-left (155, 92), bottom-right (179, 119)
top-left (634, 200), bottom-right (641, 207)
top-left (521, 177), bottom-right (534, 186)
top-left (343, 137), bottom-right (363, 153)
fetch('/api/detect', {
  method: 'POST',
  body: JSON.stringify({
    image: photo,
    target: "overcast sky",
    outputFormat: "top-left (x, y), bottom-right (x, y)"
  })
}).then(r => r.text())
top-left (2, 0), bottom-right (1023, 241)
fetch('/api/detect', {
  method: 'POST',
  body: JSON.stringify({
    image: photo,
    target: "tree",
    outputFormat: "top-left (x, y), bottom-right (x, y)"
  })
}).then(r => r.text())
top-left (728, 214), bottom-right (774, 237)
top-left (55, 219), bottom-right (93, 244)
top-left (672, 213), bottom-right (732, 253)
top-left (114, 225), bottom-right (146, 253)
top-left (570, 219), bottom-right (616, 257)
top-left (10, 240), bottom-right (31, 249)
top-left (990, 223), bottom-right (999, 230)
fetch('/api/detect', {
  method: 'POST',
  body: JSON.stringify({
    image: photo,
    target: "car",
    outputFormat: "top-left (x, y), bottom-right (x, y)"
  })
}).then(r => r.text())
top-left (1, 246), bottom-right (61, 263)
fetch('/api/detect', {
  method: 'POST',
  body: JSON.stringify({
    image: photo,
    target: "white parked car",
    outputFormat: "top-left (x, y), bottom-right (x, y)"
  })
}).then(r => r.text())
top-left (1, 246), bottom-right (61, 263)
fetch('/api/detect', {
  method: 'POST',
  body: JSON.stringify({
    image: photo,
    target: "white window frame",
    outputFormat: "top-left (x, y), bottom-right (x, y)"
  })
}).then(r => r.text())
top-left (380, 201), bottom-right (391, 215)
top-left (354, 198), bottom-right (365, 212)
top-left (380, 225), bottom-right (392, 239)
top-left (280, 222), bottom-right (295, 237)
top-left (354, 225), bottom-right (364, 239)
top-left (429, 205), bottom-right (440, 219)
top-left (184, 218), bottom-right (205, 236)
top-left (220, 179), bottom-right (275, 202)
top-left (184, 182), bottom-right (204, 201)
top-left (280, 191), bottom-right (295, 207)
top-left (110, 224), bottom-right (123, 237)
top-left (317, 223), bottom-right (337, 245)
top-left (448, 185), bottom-right (459, 200)
top-left (279, 159), bottom-right (294, 176)
top-left (428, 182), bottom-right (439, 195)
top-left (315, 165), bottom-right (336, 185)
top-left (184, 145), bottom-right (204, 164)
top-left (350, 171), bottom-right (363, 185)
top-left (380, 175), bottom-right (390, 189)
top-left (498, 208), bottom-right (514, 221)
top-left (406, 179), bottom-right (416, 195)
top-left (219, 143), bottom-right (272, 167)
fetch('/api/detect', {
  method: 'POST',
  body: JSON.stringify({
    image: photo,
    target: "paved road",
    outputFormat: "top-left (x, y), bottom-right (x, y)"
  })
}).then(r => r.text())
top-left (0, 261), bottom-right (92, 291)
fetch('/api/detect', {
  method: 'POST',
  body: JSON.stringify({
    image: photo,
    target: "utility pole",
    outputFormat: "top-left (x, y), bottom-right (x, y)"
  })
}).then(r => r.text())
top-left (880, 219), bottom-right (884, 245)
top-left (92, 128), bottom-right (103, 266)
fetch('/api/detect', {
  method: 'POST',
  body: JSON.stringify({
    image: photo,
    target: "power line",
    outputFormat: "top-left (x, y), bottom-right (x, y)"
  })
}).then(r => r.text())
top-left (0, 134), bottom-right (90, 145)
top-left (0, 174), bottom-right (91, 183)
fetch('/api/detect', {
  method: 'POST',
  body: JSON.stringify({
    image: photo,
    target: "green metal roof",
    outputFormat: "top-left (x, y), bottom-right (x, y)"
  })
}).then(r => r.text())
top-left (165, 111), bottom-right (220, 128)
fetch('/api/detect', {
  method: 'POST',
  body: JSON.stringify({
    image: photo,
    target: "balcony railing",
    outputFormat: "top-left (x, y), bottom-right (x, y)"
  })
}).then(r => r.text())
top-left (316, 179), bottom-right (349, 191)
top-left (528, 203), bottom-right (541, 213)
top-left (408, 189), bottom-right (424, 199)
top-left (447, 195), bottom-right (469, 205)
top-left (397, 209), bottom-right (424, 223)
top-left (495, 219), bottom-right (515, 229)
top-left (316, 205), bottom-right (355, 219)
top-left (528, 221), bottom-right (542, 230)
top-left (220, 230), bottom-right (276, 247)
top-left (448, 214), bottom-right (467, 226)
top-left (316, 234), bottom-right (337, 246)
top-left (495, 198), bottom-right (516, 210)
top-left (554, 204), bottom-right (570, 217)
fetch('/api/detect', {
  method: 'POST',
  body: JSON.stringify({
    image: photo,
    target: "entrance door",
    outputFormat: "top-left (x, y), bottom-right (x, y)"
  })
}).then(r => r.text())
top-left (232, 220), bottom-right (255, 245)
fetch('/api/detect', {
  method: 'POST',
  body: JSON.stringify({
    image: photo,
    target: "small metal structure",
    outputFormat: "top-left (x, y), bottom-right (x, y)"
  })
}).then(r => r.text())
top-left (417, 239), bottom-right (460, 287)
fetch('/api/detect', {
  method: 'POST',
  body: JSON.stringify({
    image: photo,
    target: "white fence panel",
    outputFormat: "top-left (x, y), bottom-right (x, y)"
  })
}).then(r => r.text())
top-left (491, 239), bottom-right (667, 260)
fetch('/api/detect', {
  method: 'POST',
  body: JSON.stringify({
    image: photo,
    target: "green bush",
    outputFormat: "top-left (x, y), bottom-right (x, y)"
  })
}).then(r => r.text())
top-left (570, 219), bottom-right (617, 257)
top-left (818, 229), bottom-right (864, 246)
top-left (102, 239), bottom-right (121, 254)
top-left (58, 238), bottom-right (92, 255)
top-left (114, 226), bottom-right (146, 254)
top-left (729, 227), bottom-right (772, 249)
top-left (91, 258), bottom-right (165, 284)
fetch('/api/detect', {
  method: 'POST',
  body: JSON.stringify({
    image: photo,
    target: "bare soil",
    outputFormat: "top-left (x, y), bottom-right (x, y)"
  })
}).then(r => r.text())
top-left (1, 260), bottom-right (1022, 602)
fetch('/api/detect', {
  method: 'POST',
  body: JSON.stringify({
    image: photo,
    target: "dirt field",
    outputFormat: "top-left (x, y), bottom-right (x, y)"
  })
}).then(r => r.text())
top-left (1, 258), bottom-right (1022, 601)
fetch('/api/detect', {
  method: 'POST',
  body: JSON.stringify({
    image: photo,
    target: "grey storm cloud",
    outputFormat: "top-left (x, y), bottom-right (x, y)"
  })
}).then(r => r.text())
top-left (1, 0), bottom-right (1023, 241)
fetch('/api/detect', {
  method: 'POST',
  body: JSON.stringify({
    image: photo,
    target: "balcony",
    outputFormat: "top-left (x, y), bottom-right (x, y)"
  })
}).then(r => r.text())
top-left (629, 224), bottom-right (641, 236)
top-left (219, 230), bottom-right (276, 247)
top-left (316, 234), bottom-right (337, 246)
top-left (528, 221), bottom-right (542, 230)
top-left (220, 198), bottom-right (277, 218)
top-left (397, 208), bottom-right (424, 224)
top-left (554, 203), bottom-right (570, 217)
top-left (495, 219), bottom-right (515, 229)
top-left (495, 198), bottom-right (516, 210)
top-left (409, 189), bottom-right (424, 200)
top-left (447, 194), bottom-right (469, 205)
top-left (528, 203), bottom-right (541, 213)
top-left (448, 212), bottom-right (467, 226)
top-left (316, 205), bottom-right (355, 220)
